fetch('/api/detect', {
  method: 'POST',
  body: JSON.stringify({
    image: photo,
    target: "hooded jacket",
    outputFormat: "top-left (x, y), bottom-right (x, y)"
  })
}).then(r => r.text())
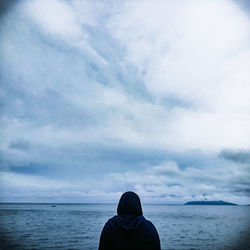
top-left (98, 191), bottom-right (161, 250)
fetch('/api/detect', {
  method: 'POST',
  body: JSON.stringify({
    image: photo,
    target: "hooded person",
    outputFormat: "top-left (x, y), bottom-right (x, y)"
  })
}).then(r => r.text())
top-left (98, 191), bottom-right (161, 250)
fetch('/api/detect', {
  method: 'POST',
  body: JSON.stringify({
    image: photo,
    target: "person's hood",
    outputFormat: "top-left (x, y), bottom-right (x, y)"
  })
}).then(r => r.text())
top-left (107, 191), bottom-right (145, 231)
top-left (108, 214), bottom-right (145, 231)
top-left (117, 191), bottom-right (143, 216)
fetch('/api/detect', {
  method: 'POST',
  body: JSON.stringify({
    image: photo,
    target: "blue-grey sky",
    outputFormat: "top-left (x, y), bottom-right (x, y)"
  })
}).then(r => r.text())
top-left (0, 0), bottom-right (250, 204)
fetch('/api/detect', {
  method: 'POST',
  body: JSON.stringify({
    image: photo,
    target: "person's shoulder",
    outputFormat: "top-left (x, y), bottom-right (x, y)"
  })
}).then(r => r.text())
top-left (107, 215), bottom-right (118, 222)
top-left (107, 215), bottom-right (120, 225)
top-left (142, 218), bottom-right (158, 233)
top-left (103, 215), bottom-right (119, 230)
top-left (143, 218), bottom-right (155, 227)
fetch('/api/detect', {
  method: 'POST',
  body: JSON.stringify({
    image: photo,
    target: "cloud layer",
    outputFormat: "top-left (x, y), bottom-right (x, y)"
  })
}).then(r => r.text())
top-left (0, 0), bottom-right (250, 204)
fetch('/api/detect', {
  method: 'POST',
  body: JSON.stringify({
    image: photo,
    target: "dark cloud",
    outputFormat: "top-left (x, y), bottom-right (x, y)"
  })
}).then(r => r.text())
top-left (0, 0), bottom-right (18, 18)
top-left (233, 188), bottom-right (250, 195)
top-left (219, 150), bottom-right (250, 164)
top-left (234, 0), bottom-right (250, 12)
top-left (9, 163), bottom-right (50, 176)
top-left (9, 139), bottom-right (30, 151)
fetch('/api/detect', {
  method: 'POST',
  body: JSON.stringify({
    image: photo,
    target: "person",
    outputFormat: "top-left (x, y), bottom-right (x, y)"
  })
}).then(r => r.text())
top-left (98, 191), bottom-right (161, 250)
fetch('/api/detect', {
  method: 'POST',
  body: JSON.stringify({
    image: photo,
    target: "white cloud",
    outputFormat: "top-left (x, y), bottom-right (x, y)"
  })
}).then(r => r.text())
top-left (23, 0), bottom-right (107, 64)
top-left (2, 0), bottom-right (249, 154)
top-left (24, 0), bottom-right (82, 38)
top-left (109, 0), bottom-right (249, 101)
top-left (108, 0), bottom-right (250, 150)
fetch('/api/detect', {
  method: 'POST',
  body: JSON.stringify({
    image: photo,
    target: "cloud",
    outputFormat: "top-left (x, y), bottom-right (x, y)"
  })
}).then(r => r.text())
top-left (219, 150), bottom-right (250, 164)
top-left (0, 171), bottom-right (72, 190)
top-left (9, 139), bottom-right (30, 151)
top-left (24, 0), bottom-right (82, 38)
top-left (109, 0), bottom-right (250, 101)
top-left (106, 160), bottom-right (250, 204)
top-left (0, 0), bottom-right (250, 203)
top-left (1, 157), bottom-right (249, 204)
top-left (22, 0), bottom-right (109, 64)
top-left (1, 0), bottom-right (250, 155)
top-left (108, 0), bottom-right (250, 150)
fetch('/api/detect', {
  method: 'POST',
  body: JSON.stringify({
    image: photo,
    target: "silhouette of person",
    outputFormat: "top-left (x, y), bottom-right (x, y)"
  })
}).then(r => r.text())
top-left (98, 191), bottom-right (161, 250)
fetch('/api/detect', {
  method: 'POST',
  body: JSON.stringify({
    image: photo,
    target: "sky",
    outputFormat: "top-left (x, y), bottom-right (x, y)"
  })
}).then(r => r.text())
top-left (0, 0), bottom-right (250, 204)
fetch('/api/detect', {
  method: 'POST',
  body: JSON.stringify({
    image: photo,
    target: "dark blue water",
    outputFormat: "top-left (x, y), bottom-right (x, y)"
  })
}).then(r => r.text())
top-left (0, 203), bottom-right (249, 249)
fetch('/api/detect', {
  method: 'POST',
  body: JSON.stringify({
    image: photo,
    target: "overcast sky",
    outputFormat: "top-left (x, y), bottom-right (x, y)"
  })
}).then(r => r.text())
top-left (0, 0), bottom-right (250, 204)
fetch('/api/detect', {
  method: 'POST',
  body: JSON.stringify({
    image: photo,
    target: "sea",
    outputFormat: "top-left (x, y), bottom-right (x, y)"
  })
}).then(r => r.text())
top-left (0, 203), bottom-right (249, 250)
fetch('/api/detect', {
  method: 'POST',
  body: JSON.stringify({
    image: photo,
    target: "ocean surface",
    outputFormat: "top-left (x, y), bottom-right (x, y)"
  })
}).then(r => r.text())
top-left (0, 203), bottom-right (249, 250)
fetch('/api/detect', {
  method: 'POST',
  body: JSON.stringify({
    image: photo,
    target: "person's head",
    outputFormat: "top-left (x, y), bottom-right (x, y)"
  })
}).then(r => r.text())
top-left (117, 191), bottom-right (143, 216)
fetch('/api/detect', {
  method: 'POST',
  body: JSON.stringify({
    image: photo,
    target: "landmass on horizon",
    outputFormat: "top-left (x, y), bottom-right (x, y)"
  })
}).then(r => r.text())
top-left (185, 200), bottom-right (237, 205)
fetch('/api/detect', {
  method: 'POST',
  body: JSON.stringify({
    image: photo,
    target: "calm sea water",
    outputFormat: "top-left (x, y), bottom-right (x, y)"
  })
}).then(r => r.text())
top-left (0, 203), bottom-right (249, 249)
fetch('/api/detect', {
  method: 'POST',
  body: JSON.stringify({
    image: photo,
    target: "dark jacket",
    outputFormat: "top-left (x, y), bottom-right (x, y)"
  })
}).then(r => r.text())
top-left (98, 191), bottom-right (161, 250)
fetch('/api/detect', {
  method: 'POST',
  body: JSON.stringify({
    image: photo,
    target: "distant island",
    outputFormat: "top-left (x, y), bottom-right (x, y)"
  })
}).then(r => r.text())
top-left (185, 200), bottom-right (237, 205)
